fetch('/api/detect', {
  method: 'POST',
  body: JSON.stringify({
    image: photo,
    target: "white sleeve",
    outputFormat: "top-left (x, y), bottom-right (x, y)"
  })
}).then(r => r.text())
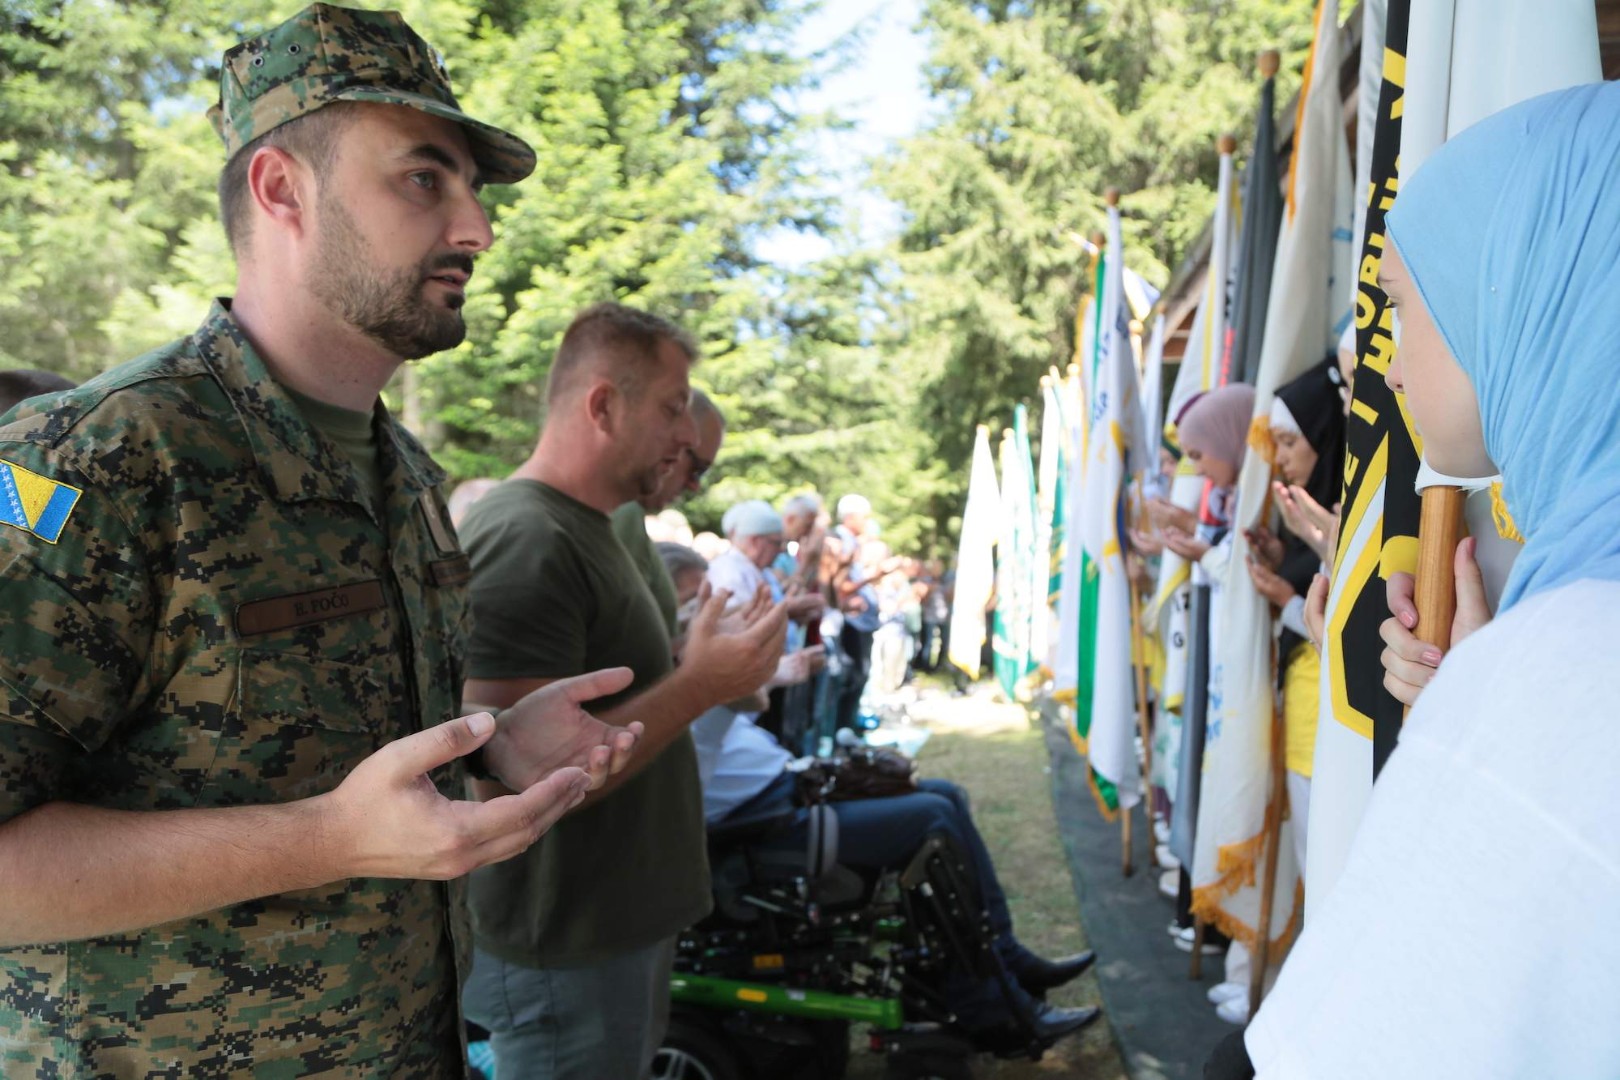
top-left (706, 554), bottom-right (759, 608)
top-left (1197, 533), bottom-right (1233, 579)
top-left (1279, 594), bottom-right (1308, 638)
top-left (1245, 584), bottom-right (1620, 1079)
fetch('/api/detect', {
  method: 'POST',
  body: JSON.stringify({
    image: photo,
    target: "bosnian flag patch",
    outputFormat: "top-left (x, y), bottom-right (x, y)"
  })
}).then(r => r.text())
top-left (0, 459), bottom-right (81, 544)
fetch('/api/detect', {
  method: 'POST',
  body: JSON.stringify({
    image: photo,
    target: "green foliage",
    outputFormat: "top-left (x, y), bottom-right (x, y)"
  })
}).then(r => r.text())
top-left (879, 0), bottom-right (1317, 499)
top-left (0, 0), bottom-right (1317, 559)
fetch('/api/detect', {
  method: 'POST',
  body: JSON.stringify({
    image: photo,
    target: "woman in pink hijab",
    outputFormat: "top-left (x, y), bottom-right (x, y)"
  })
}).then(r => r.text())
top-left (1161, 384), bottom-right (1256, 562)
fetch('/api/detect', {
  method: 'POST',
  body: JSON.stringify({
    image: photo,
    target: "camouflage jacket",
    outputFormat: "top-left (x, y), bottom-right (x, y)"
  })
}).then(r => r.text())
top-left (0, 302), bottom-right (473, 1077)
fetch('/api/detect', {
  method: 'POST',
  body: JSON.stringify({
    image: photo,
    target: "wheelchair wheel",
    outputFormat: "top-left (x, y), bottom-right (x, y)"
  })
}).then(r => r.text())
top-left (652, 1017), bottom-right (742, 1080)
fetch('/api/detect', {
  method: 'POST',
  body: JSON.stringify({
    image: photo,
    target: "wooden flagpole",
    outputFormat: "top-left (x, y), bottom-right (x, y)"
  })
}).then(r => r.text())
top-left (1249, 669), bottom-right (1287, 1016)
top-left (1408, 486), bottom-right (1469, 716)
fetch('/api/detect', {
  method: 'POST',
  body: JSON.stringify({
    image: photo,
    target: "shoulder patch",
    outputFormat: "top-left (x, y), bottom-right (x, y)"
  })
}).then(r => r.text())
top-left (0, 458), bottom-right (82, 543)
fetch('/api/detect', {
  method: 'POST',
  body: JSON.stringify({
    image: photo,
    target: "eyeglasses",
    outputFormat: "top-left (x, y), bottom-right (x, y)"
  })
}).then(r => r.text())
top-left (685, 447), bottom-right (714, 486)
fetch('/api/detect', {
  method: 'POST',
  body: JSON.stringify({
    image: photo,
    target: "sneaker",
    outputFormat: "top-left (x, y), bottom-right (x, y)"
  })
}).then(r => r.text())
top-left (1155, 843), bottom-right (1180, 871)
top-left (1216, 996), bottom-right (1250, 1025)
top-left (1171, 925), bottom-right (1225, 956)
top-left (1206, 981), bottom-right (1246, 1006)
top-left (1158, 870), bottom-right (1178, 900)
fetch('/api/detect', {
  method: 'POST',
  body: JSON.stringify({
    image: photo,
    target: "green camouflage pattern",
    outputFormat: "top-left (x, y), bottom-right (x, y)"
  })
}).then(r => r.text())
top-left (0, 302), bottom-right (475, 1076)
top-left (210, 3), bottom-right (535, 185)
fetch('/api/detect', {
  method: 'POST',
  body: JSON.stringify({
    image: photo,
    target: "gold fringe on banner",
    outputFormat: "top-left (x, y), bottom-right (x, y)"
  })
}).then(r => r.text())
top-left (1246, 415), bottom-right (1277, 465)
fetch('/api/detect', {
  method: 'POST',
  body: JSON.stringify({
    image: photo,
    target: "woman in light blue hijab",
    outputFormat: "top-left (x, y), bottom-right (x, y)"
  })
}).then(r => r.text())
top-left (1242, 83), bottom-right (1620, 1079)
top-left (1388, 83), bottom-right (1620, 611)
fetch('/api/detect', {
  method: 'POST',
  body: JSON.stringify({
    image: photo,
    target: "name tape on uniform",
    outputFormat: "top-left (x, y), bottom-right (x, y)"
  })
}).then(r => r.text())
top-left (236, 580), bottom-right (387, 636)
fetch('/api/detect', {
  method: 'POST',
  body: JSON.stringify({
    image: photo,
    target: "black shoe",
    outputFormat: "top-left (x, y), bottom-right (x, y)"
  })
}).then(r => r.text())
top-left (1029, 1000), bottom-right (1100, 1042)
top-left (973, 1001), bottom-right (1101, 1055)
top-left (1010, 949), bottom-right (1097, 995)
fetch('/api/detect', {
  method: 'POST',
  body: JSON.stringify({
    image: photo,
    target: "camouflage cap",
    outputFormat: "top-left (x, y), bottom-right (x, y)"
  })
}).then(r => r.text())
top-left (209, 4), bottom-right (535, 185)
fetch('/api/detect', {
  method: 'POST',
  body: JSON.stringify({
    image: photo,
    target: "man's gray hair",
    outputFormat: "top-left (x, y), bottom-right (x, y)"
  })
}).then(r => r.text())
top-left (781, 492), bottom-right (821, 518)
top-left (691, 387), bottom-right (726, 429)
top-left (656, 541), bottom-right (709, 580)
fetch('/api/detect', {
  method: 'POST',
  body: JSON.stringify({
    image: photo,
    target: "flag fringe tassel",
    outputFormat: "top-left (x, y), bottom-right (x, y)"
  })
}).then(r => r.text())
top-left (1188, 785), bottom-right (1298, 948)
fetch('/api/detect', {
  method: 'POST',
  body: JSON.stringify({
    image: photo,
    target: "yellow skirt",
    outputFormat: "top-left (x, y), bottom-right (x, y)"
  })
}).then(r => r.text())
top-left (1283, 641), bottom-right (1320, 778)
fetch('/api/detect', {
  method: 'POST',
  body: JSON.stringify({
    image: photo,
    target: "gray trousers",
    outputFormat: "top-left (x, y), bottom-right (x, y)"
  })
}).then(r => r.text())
top-left (462, 938), bottom-right (677, 1080)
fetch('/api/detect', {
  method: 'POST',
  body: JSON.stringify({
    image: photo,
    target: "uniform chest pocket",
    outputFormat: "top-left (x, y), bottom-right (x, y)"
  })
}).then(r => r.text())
top-left (216, 649), bottom-right (397, 802)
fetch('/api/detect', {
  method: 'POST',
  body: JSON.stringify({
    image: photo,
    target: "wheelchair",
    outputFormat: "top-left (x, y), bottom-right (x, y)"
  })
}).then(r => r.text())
top-left (651, 798), bottom-right (1063, 1080)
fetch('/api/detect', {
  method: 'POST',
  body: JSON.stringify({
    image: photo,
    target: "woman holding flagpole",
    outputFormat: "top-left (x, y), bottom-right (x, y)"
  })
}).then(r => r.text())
top-left (1240, 83), bottom-right (1620, 1078)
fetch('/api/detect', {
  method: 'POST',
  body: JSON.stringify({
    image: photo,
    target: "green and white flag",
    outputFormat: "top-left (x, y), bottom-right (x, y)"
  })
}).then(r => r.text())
top-left (1074, 204), bottom-right (1147, 813)
top-left (948, 425), bottom-right (1000, 678)
top-left (1032, 379), bottom-right (1066, 675)
top-left (992, 407), bottom-right (1039, 699)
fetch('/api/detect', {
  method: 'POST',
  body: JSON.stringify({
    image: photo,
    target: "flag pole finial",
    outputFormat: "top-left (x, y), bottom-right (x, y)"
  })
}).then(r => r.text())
top-left (1104, 186), bottom-right (1121, 208)
top-left (1218, 133), bottom-right (1237, 155)
top-left (1258, 48), bottom-right (1280, 79)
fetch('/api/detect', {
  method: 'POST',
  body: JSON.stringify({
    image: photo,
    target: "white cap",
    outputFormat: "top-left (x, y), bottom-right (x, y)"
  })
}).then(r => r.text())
top-left (725, 499), bottom-right (784, 538)
top-left (837, 493), bottom-right (871, 518)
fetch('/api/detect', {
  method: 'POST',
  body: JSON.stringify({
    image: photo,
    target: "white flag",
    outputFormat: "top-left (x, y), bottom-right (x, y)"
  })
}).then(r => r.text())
top-left (948, 425), bottom-right (1000, 677)
top-left (1193, 0), bottom-right (1352, 948)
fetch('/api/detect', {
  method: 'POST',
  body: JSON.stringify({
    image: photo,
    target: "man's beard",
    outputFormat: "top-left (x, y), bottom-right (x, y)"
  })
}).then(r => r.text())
top-left (310, 193), bottom-right (472, 360)
top-left (633, 461), bottom-right (667, 501)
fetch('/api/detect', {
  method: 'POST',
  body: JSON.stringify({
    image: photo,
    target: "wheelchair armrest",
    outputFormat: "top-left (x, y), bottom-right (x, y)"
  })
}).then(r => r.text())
top-left (707, 804), bottom-right (800, 848)
top-left (707, 803), bottom-right (843, 886)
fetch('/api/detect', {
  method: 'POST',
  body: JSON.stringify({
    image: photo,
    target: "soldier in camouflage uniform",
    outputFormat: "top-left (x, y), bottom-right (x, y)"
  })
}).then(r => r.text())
top-left (0, 5), bottom-right (641, 1075)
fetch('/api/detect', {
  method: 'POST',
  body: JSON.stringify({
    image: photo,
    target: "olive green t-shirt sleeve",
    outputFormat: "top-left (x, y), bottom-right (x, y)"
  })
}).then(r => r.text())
top-left (462, 494), bottom-right (592, 682)
top-left (609, 502), bottom-right (646, 558)
top-left (0, 447), bottom-right (154, 820)
top-left (609, 502), bottom-right (679, 638)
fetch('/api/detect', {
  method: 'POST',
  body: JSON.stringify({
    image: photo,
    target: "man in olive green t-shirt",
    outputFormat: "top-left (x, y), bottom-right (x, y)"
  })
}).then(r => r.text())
top-left (460, 302), bottom-right (787, 1079)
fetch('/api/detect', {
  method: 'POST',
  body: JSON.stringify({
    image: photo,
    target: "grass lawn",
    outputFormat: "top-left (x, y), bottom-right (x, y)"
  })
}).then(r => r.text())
top-left (844, 681), bottom-right (1130, 1079)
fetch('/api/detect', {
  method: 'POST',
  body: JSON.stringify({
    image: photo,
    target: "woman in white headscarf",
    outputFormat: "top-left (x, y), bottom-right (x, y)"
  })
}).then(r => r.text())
top-left (1242, 83), bottom-right (1620, 1078)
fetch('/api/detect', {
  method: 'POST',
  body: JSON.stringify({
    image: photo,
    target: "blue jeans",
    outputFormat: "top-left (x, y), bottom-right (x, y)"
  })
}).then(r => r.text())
top-left (723, 775), bottom-right (1029, 1027)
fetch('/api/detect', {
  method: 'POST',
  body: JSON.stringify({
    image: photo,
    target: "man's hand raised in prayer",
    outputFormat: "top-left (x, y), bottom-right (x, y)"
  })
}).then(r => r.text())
top-left (328, 712), bottom-right (594, 880)
top-left (480, 667), bottom-right (640, 793)
top-left (1379, 537), bottom-right (1492, 707)
top-left (683, 586), bottom-right (791, 706)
